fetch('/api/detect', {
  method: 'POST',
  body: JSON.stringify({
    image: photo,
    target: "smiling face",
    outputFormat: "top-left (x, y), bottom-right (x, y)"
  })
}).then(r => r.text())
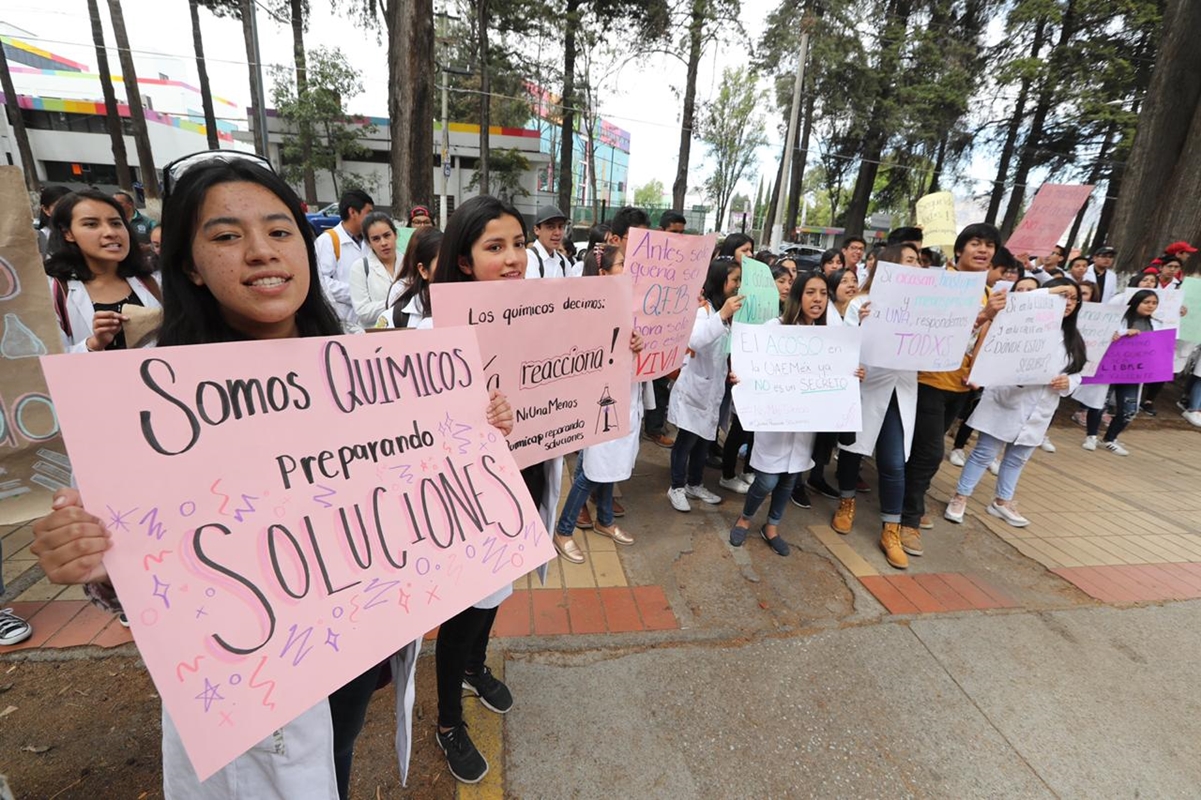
top-left (843, 241), bottom-right (864, 267)
top-left (957, 237), bottom-right (996, 272)
top-left (187, 181), bottom-right (309, 340)
top-left (535, 218), bottom-right (567, 252)
top-left (836, 271), bottom-right (858, 303)
top-left (366, 220), bottom-right (397, 262)
top-left (460, 215), bottom-right (527, 281)
top-left (64, 199), bottom-right (130, 273)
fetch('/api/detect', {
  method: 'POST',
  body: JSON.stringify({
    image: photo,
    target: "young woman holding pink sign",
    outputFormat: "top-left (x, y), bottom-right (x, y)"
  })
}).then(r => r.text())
top-left (31, 153), bottom-right (514, 799)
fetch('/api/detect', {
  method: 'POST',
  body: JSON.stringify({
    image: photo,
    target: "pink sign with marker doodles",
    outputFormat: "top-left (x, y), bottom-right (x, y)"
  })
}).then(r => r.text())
top-left (40, 328), bottom-right (551, 780)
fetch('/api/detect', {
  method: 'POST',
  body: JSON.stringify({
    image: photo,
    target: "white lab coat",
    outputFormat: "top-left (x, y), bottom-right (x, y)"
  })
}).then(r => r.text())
top-left (667, 305), bottom-right (730, 438)
top-left (48, 275), bottom-right (162, 353)
top-left (315, 222), bottom-right (367, 333)
top-left (349, 249), bottom-right (399, 327)
top-left (744, 319), bottom-right (817, 473)
top-left (418, 314), bottom-right (560, 604)
top-left (839, 295), bottom-right (917, 459)
top-left (525, 239), bottom-right (571, 279)
top-left (581, 382), bottom-right (653, 482)
top-left (1084, 267), bottom-right (1119, 305)
top-left (968, 340), bottom-right (1081, 446)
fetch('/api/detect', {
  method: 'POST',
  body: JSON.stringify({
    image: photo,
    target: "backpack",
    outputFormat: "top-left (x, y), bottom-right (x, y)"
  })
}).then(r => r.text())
top-left (326, 228), bottom-right (342, 261)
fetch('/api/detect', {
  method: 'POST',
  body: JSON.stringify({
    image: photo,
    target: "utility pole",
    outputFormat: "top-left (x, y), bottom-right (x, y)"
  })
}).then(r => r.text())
top-left (248, 0), bottom-right (272, 162)
top-left (438, 9), bottom-right (451, 227)
top-left (770, 26), bottom-right (809, 248)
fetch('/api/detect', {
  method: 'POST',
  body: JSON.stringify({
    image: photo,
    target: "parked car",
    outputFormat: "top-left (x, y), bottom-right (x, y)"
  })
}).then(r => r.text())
top-left (780, 244), bottom-right (824, 271)
top-left (306, 202), bottom-right (340, 234)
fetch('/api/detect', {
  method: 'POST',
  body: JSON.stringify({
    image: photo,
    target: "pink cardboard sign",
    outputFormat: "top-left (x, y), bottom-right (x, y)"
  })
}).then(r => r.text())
top-left (624, 228), bottom-right (717, 380)
top-left (1081, 328), bottom-right (1177, 384)
top-left (1004, 184), bottom-right (1094, 256)
top-left (430, 276), bottom-right (634, 469)
top-left (39, 329), bottom-right (551, 780)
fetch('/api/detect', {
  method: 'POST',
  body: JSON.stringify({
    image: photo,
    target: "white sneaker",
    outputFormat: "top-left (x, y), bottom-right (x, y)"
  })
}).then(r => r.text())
top-left (667, 487), bottom-right (691, 512)
top-left (949, 448), bottom-right (966, 467)
top-left (944, 495), bottom-right (967, 523)
top-left (988, 458), bottom-right (1001, 476)
top-left (1082, 435), bottom-right (1097, 451)
top-left (685, 484), bottom-right (723, 504)
top-left (988, 501), bottom-right (1030, 527)
top-left (1183, 410), bottom-right (1201, 428)
top-left (738, 471), bottom-right (756, 486)
top-left (0, 608), bottom-right (32, 646)
top-left (1104, 441), bottom-right (1129, 456)
top-left (1040, 437), bottom-right (1056, 453)
top-left (718, 476), bottom-right (751, 494)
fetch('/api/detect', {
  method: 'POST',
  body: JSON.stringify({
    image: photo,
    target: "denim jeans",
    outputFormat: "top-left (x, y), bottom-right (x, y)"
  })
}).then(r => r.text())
top-left (1190, 377), bottom-right (1201, 411)
top-left (956, 432), bottom-right (1035, 501)
top-left (670, 429), bottom-right (710, 488)
top-left (901, 384), bottom-right (970, 529)
top-left (555, 460), bottom-right (614, 535)
top-left (740, 471), bottom-right (798, 526)
top-left (1103, 384), bottom-right (1140, 442)
top-left (838, 392), bottom-right (905, 523)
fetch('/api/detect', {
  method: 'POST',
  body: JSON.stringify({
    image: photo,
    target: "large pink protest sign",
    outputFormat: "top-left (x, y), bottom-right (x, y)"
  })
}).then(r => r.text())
top-left (625, 228), bottom-right (717, 380)
top-left (1081, 328), bottom-right (1176, 384)
top-left (40, 328), bottom-right (551, 780)
top-left (431, 275), bottom-right (633, 469)
top-left (1004, 184), bottom-right (1094, 256)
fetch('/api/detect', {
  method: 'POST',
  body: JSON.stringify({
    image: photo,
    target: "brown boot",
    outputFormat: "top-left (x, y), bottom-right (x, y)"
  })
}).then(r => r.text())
top-left (899, 525), bottom-right (923, 557)
top-left (576, 504), bottom-right (593, 530)
top-left (831, 498), bottom-right (855, 534)
top-left (880, 523), bottom-right (909, 569)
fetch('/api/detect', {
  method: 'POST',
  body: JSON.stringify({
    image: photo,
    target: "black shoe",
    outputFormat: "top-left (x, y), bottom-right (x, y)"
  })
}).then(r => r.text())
top-left (463, 666), bottom-right (513, 714)
top-left (1141, 403), bottom-right (1157, 417)
top-left (806, 475), bottom-right (839, 500)
top-left (761, 526), bottom-right (790, 556)
top-left (790, 484), bottom-right (812, 509)
top-left (729, 524), bottom-right (748, 547)
top-left (437, 723), bottom-right (489, 784)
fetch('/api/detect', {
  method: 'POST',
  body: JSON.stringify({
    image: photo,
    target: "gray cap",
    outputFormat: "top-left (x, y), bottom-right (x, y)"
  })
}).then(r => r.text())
top-left (535, 205), bottom-right (568, 226)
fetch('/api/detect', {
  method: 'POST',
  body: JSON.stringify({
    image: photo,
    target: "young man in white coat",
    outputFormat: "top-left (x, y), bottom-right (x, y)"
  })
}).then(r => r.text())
top-left (526, 205), bottom-right (573, 278)
top-left (1083, 245), bottom-right (1118, 304)
top-left (315, 189), bottom-right (374, 332)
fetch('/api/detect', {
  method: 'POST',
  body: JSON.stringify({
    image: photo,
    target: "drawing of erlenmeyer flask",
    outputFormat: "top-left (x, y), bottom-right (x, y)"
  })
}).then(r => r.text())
top-left (595, 384), bottom-right (617, 434)
top-left (1, 313), bottom-right (48, 359)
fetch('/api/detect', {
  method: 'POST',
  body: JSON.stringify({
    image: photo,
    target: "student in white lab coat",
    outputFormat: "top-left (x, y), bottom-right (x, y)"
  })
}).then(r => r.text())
top-left (728, 271), bottom-right (864, 555)
top-left (666, 258), bottom-right (745, 512)
top-left (551, 245), bottom-right (648, 564)
top-left (45, 190), bottom-right (162, 352)
top-left (31, 153), bottom-right (472, 799)
top-left (945, 278), bottom-right (1087, 528)
top-left (831, 244), bottom-right (919, 569)
top-left (349, 211), bottom-right (403, 327)
top-left (378, 227), bottom-right (441, 329)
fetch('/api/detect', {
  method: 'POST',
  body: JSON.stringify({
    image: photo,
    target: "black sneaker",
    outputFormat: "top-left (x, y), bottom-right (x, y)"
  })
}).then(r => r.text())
top-left (1141, 403), bottom-right (1157, 417)
top-left (790, 484), bottom-right (811, 509)
top-left (806, 475), bottom-right (839, 499)
top-left (462, 666), bottom-right (513, 714)
top-left (118, 612), bottom-right (130, 628)
top-left (436, 723), bottom-right (488, 784)
top-left (729, 524), bottom-right (748, 547)
top-left (760, 526), bottom-right (790, 556)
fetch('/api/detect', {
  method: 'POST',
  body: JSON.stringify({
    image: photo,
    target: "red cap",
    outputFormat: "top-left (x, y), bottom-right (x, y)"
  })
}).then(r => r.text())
top-left (1142, 266), bottom-right (1160, 275)
top-left (1164, 240), bottom-right (1197, 256)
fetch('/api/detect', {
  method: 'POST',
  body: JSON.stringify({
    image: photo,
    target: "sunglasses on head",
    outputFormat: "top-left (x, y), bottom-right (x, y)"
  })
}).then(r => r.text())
top-left (161, 150), bottom-right (275, 200)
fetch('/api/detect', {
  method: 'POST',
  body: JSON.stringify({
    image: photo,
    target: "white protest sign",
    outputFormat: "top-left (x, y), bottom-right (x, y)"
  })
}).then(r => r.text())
top-left (967, 290), bottom-right (1067, 386)
top-left (730, 322), bottom-right (863, 432)
top-left (1076, 303), bottom-right (1126, 378)
top-left (1121, 287), bottom-right (1183, 329)
top-left (859, 262), bottom-right (987, 371)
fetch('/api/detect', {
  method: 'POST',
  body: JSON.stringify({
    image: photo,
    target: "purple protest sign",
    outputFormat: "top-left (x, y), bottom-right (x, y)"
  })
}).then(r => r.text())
top-left (1081, 328), bottom-right (1177, 384)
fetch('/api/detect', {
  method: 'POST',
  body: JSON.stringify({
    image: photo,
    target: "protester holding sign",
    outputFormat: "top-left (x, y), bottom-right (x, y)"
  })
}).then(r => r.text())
top-left (382, 227), bottom-right (441, 329)
top-left (30, 153), bottom-right (518, 798)
top-left (666, 259), bottom-right (744, 513)
top-left (1090, 290), bottom-right (1165, 456)
top-left (833, 245), bottom-right (921, 569)
top-left (720, 240), bottom-right (763, 494)
top-left (944, 279), bottom-right (1087, 528)
top-left (45, 190), bottom-right (162, 352)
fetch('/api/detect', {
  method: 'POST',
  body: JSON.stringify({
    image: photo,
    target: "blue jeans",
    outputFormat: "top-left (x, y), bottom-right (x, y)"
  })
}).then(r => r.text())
top-left (837, 392), bottom-right (905, 523)
top-left (1190, 378), bottom-right (1201, 412)
top-left (957, 432), bottom-right (1035, 501)
top-left (555, 459), bottom-right (614, 536)
top-left (1103, 384), bottom-right (1140, 442)
top-left (740, 471), bottom-right (798, 526)
top-left (670, 429), bottom-right (710, 489)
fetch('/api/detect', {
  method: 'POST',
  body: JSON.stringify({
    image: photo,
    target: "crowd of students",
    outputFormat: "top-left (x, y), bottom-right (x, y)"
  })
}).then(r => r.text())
top-left (5, 148), bottom-right (1198, 797)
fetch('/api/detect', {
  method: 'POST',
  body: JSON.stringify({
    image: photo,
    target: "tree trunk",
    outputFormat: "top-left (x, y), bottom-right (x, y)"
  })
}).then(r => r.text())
top-left (926, 132), bottom-right (948, 195)
top-left (672, 0), bottom-right (705, 211)
top-left (189, 1), bottom-right (220, 151)
top-left (477, 0), bottom-right (490, 195)
top-left (290, 0), bottom-right (317, 204)
top-left (87, 0), bottom-right (132, 191)
top-left (1066, 120), bottom-right (1115, 248)
top-left (985, 19), bottom-right (1045, 224)
top-left (0, 40), bottom-right (39, 193)
top-left (842, 0), bottom-right (911, 237)
top-left (1000, 0), bottom-right (1078, 239)
top-left (407, 0), bottom-right (435, 208)
top-left (386, 1), bottom-right (407, 214)
top-left (761, 129), bottom-right (787, 240)
top-left (241, 0), bottom-right (267, 157)
top-left (1109, 0), bottom-right (1201, 274)
top-left (783, 90), bottom-right (815, 237)
top-left (556, 0), bottom-right (579, 214)
top-left (107, 0), bottom-right (159, 198)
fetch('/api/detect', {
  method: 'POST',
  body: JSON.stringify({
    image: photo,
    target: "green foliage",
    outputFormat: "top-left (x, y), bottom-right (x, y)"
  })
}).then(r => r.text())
top-left (634, 179), bottom-right (667, 207)
top-left (467, 148), bottom-right (531, 202)
top-left (270, 46), bottom-right (376, 198)
top-left (699, 66), bottom-right (768, 230)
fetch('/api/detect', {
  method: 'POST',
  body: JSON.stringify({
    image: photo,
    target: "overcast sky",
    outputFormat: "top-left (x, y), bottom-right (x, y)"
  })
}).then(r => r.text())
top-left (10, 0), bottom-right (1021, 226)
